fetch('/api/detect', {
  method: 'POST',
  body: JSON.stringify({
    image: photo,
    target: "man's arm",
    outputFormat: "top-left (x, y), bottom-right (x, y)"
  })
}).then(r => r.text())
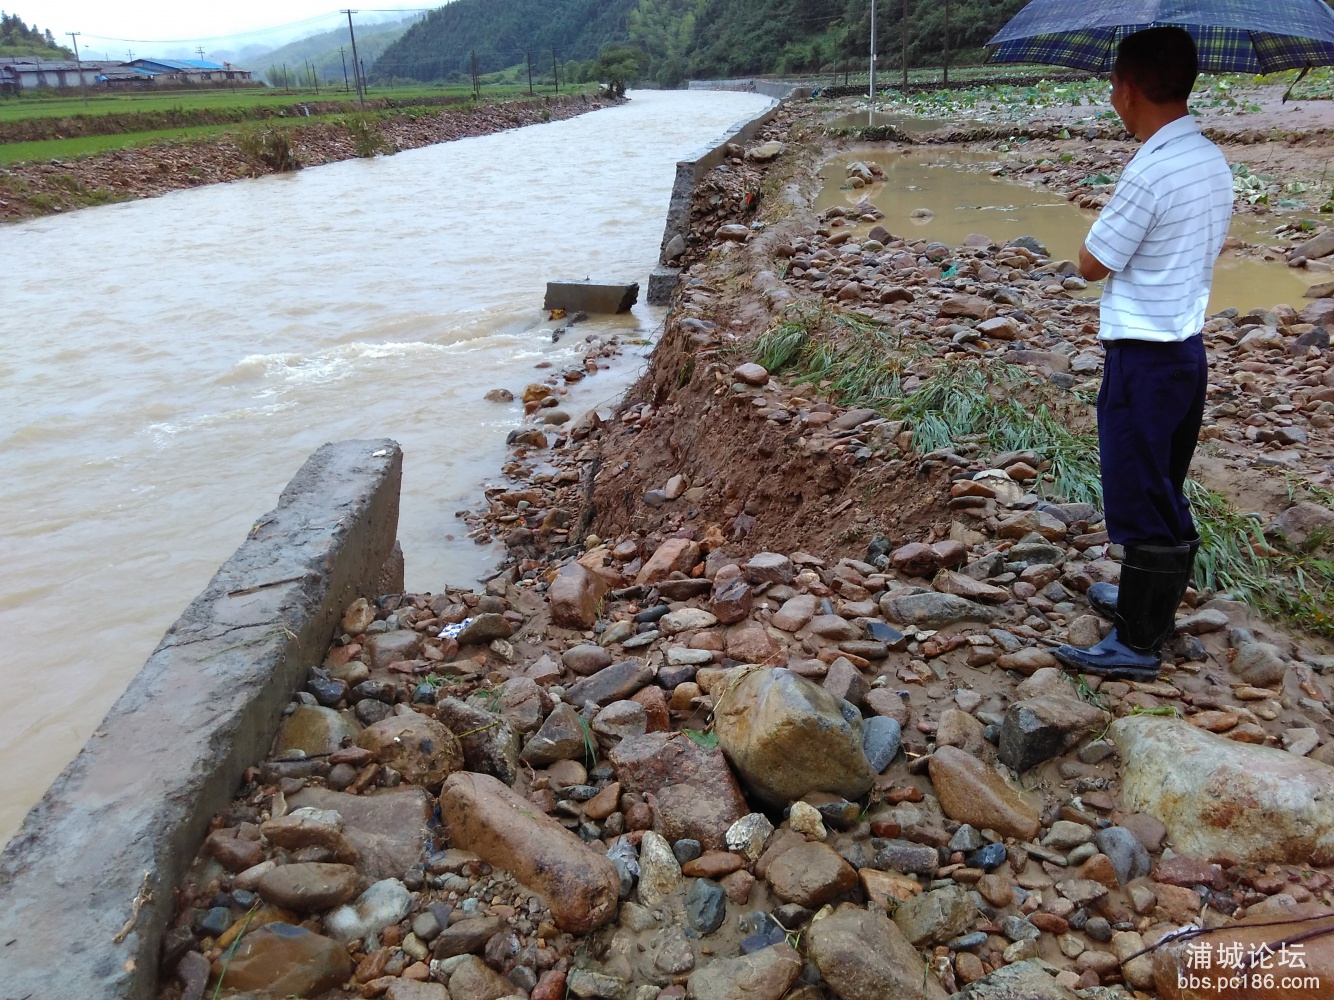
top-left (1082, 170), bottom-right (1156, 282)
top-left (1079, 244), bottom-right (1112, 281)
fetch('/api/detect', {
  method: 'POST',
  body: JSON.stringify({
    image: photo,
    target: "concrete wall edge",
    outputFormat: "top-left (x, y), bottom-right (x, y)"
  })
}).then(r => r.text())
top-left (0, 438), bottom-right (404, 999)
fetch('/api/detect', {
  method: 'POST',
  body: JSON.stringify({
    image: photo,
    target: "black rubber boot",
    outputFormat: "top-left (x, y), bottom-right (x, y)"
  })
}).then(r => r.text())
top-left (1056, 543), bottom-right (1194, 680)
top-left (1085, 537), bottom-right (1199, 620)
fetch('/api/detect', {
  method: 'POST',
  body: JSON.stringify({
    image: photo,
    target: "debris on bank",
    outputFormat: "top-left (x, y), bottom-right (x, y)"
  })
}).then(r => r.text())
top-left (159, 88), bottom-right (1334, 1000)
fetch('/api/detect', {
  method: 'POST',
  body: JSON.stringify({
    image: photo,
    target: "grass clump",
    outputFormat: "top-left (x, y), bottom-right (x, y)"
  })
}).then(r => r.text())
top-left (892, 359), bottom-right (1101, 505)
top-left (343, 113), bottom-right (396, 157)
top-left (752, 303), bottom-right (904, 406)
top-left (235, 126), bottom-right (300, 172)
top-left (1186, 482), bottom-right (1334, 637)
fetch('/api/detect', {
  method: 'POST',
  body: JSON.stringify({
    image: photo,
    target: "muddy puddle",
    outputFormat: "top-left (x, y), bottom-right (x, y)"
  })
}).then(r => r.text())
top-left (818, 149), bottom-right (1322, 314)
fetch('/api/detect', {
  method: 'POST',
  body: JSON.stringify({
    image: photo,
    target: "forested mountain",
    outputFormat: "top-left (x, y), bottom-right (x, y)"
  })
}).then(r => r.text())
top-left (373, 0), bottom-right (636, 80)
top-left (679, 0), bottom-right (1028, 82)
top-left (372, 0), bottom-right (1029, 86)
top-left (0, 12), bottom-right (73, 58)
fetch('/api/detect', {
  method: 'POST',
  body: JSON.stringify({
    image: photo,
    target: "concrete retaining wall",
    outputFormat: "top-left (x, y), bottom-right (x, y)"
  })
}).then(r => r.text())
top-left (688, 78), bottom-right (814, 102)
top-left (647, 88), bottom-right (792, 305)
top-left (0, 439), bottom-right (404, 999)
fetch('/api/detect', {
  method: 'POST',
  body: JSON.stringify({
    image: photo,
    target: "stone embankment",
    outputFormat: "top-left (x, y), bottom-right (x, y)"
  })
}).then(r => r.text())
top-left (146, 95), bottom-right (1334, 1000)
top-left (0, 93), bottom-right (617, 222)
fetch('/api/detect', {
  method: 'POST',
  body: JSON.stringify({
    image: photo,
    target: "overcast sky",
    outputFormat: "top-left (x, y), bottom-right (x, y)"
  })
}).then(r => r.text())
top-left (27, 3), bottom-right (423, 57)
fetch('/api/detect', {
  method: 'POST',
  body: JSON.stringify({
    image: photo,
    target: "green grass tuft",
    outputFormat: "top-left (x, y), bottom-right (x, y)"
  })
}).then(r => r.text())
top-left (1186, 482), bottom-right (1334, 637)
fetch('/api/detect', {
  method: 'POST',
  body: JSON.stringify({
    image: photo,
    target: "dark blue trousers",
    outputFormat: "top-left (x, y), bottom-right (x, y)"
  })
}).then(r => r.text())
top-left (1097, 335), bottom-right (1207, 548)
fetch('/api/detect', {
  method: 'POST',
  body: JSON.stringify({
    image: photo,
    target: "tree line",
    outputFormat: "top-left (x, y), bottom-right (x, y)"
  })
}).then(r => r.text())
top-left (0, 11), bottom-right (73, 57)
top-left (370, 0), bottom-right (1031, 87)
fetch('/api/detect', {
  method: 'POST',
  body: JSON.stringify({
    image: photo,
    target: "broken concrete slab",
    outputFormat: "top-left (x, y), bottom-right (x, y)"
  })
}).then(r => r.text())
top-left (544, 280), bottom-right (639, 314)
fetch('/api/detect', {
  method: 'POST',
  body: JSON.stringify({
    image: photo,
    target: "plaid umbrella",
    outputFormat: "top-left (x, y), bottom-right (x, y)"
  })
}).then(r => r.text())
top-left (987, 0), bottom-right (1334, 73)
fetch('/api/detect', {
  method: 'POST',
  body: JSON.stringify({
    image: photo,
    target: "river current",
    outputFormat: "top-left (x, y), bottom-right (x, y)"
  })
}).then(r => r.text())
top-left (0, 89), bottom-right (776, 844)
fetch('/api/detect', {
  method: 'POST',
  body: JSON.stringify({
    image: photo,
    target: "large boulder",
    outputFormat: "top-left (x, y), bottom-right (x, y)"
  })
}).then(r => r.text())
top-left (637, 538), bottom-right (701, 585)
top-left (448, 955), bottom-right (519, 1000)
top-left (608, 732), bottom-right (748, 851)
top-left (1272, 501), bottom-right (1334, 550)
top-left (686, 942), bottom-right (802, 1000)
top-left (1153, 902), bottom-right (1334, 1000)
top-left (255, 862), bottom-right (359, 912)
top-left (879, 592), bottom-right (999, 629)
top-left (892, 883), bottom-right (978, 946)
top-left (276, 705), bottom-right (362, 756)
top-left (1299, 298), bottom-right (1334, 328)
top-left (765, 841), bottom-right (858, 907)
top-left (808, 903), bottom-right (950, 1000)
top-left (440, 772), bottom-right (619, 933)
top-left (927, 746), bottom-right (1041, 841)
top-left (519, 702), bottom-right (588, 766)
top-left (436, 696), bottom-right (521, 785)
top-left (713, 667), bottom-right (875, 804)
top-left (951, 960), bottom-right (1079, 998)
top-left (1113, 716), bottom-right (1334, 864)
top-left (355, 713), bottom-right (464, 791)
top-left (212, 924), bottom-right (353, 996)
top-left (999, 696), bottom-right (1107, 772)
top-left (288, 786), bottom-right (433, 881)
top-left (549, 561), bottom-right (609, 629)
top-left (565, 658), bottom-right (653, 706)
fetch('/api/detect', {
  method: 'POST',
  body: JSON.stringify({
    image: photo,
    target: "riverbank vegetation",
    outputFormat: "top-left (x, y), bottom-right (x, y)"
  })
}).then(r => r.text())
top-left (750, 301), bottom-right (1334, 637)
top-left (0, 84), bottom-right (596, 166)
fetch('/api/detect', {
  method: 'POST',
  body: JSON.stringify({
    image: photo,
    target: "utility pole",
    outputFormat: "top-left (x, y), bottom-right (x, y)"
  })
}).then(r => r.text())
top-left (126, 49), bottom-right (134, 61)
top-left (196, 46), bottom-right (206, 60)
top-left (283, 63), bottom-right (291, 92)
top-left (360, 59), bottom-right (367, 95)
top-left (340, 46), bottom-right (350, 92)
top-left (868, 0), bottom-right (876, 106)
top-left (342, 9), bottom-right (365, 109)
top-left (902, 0), bottom-right (909, 89)
top-left (527, 50), bottom-right (533, 95)
top-left (67, 32), bottom-right (88, 107)
top-left (552, 48), bottom-right (558, 94)
top-left (942, 0), bottom-right (950, 85)
top-left (470, 49), bottom-right (479, 98)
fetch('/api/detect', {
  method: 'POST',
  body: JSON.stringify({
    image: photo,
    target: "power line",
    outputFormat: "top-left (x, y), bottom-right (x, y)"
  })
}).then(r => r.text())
top-left (73, 8), bottom-right (439, 45)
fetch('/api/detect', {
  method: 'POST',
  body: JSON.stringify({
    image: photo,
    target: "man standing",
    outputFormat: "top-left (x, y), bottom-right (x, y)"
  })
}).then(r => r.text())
top-left (1054, 26), bottom-right (1233, 680)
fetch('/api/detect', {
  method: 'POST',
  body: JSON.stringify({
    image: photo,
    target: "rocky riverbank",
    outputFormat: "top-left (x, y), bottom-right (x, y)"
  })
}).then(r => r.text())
top-left (0, 93), bottom-right (617, 223)
top-left (157, 92), bottom-right (1334, 1000)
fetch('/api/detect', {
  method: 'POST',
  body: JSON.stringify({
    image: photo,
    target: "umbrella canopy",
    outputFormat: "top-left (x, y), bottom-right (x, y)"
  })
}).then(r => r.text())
top-left (986, 0), bottom-right (1334, 73)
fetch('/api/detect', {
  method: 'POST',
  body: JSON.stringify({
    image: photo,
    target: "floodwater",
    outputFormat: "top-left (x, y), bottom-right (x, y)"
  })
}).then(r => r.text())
top-left (817, 149), bottom-right (1322, 313)
top-left (0, 88), bottom-right (775, 845)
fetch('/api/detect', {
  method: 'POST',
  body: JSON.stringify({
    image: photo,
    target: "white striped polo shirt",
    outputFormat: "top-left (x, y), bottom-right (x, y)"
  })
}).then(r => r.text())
top-left (1085, 115), bottom-right (1233, 342)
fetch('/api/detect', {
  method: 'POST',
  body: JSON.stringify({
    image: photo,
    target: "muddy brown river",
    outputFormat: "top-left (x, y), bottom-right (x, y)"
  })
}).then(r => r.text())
top-left (0, 89), bottom-right (775, 845)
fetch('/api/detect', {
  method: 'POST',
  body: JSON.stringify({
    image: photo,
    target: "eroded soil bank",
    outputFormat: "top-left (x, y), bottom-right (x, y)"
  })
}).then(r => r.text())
top-left (0, 93), bottom-right (617, 222)
top-left (158, 90), bottom-right (1334, 1000)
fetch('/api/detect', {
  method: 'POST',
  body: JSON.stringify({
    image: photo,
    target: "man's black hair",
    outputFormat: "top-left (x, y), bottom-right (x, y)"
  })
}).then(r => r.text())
top-left (1113, 26), bottom-right (1198, 103)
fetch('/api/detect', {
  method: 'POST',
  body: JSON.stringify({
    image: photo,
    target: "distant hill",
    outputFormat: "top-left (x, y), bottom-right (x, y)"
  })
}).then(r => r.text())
top-left (0, 11), bottom-right (74, 58)
top-left (250, 15), bottom-right (422, 85)
top-left (369, 0), bottom-right (1033, 87)
top-left (372, 0), bottom-right (636, 81)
